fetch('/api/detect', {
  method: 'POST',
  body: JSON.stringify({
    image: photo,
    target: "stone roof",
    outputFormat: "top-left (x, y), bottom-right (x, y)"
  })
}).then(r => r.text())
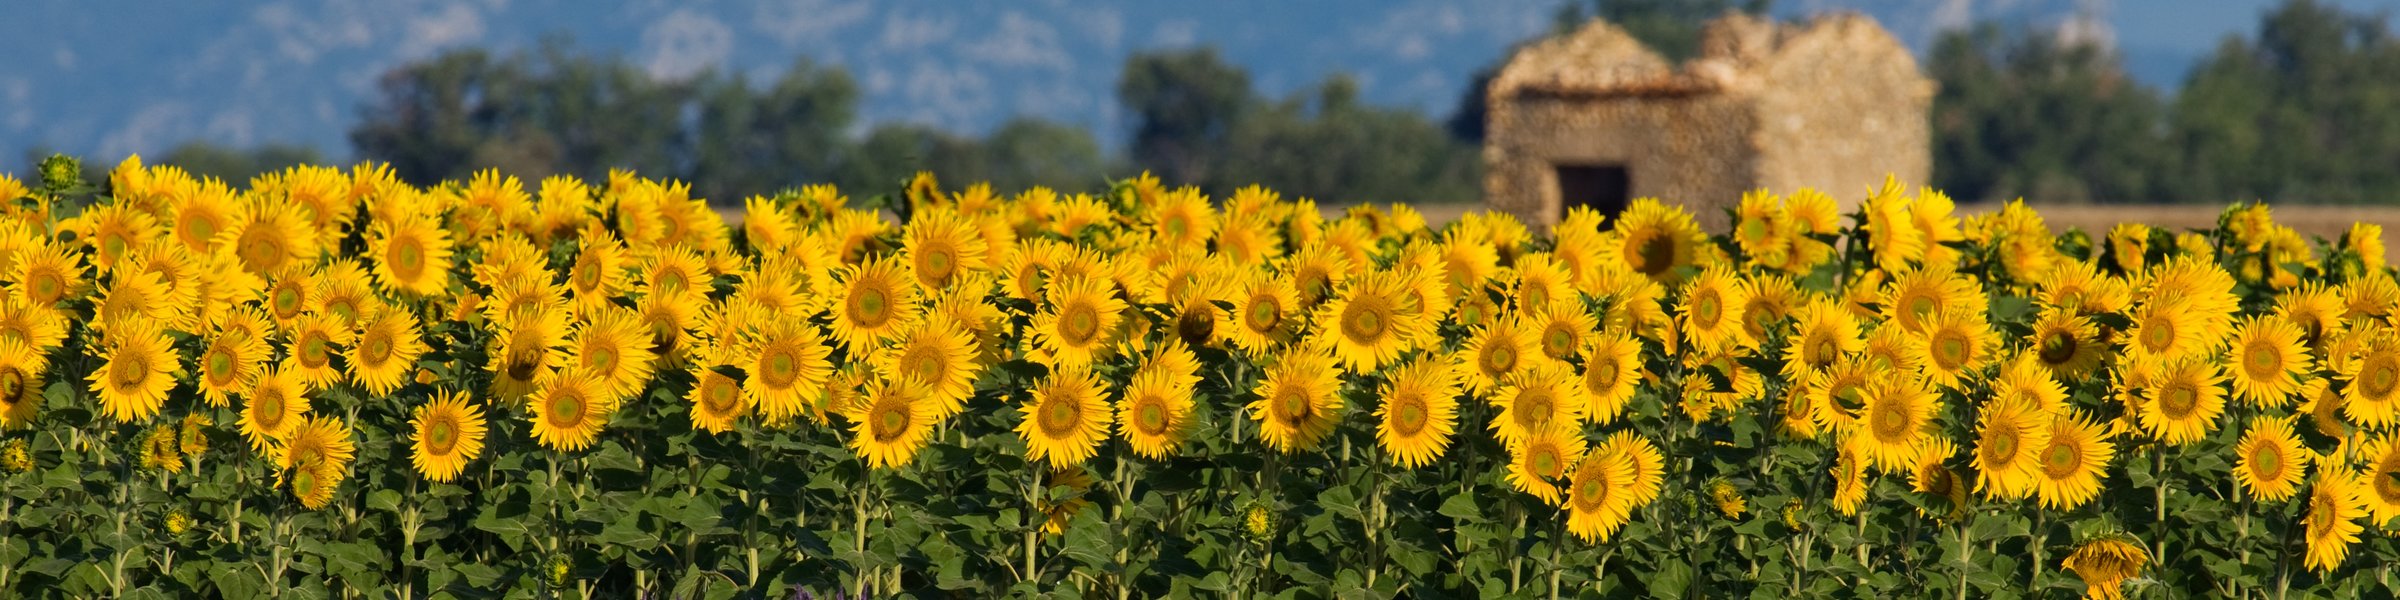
top-left (1489, 12), bottom-right (1923, 102)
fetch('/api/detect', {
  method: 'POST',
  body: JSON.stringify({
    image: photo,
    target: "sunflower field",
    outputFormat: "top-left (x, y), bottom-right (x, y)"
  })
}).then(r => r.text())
top-left (0, 152), bottom-right (2396, 598)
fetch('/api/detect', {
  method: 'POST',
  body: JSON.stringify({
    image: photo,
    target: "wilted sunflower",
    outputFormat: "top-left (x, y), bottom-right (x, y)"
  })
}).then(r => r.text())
top-left (1020, 365), bottom-right (1112, 469)
top-left (1319, 270), bottom-right (1429, 374)
top-left (409, 390), bottom-right (487, 483)
top-left (528, 373), bottom-right (615, 452)
top-left (1491, 361), bottom-right (1587, 446)
top-left (2062, 535), bottom-right (2150, 600)
top-left (2034, 410), bottom-right (2115, 511)
top-left (874, 314), bottom-right (979, 417)
top-left (347, 309), bottom-right (427, 396)
top-left (566, 307), bottom-right (658, 401)
top-left (1248, 348), bottom-right (1342, 454)
top-left (1374, 356), bottom-right (1461, 469)
top-left (1505, 425), bottom-right (1586, 506)
top-left (2234, 416), bottom-right (2310, 502)
top-left (368, 212), bottom-right (454, 296)
top-left (90, 321), bottom-right (176, 424)
top-left (1564, 450), bottom-right (1640, 543)
top-left (2304, 467), bottom-right (2368, 574)
top-left (1677, 266), bottom-right (1752, 355)
top-left (684, 365), bottom-right (748, 434)
top-left (1115, 369), bottom-right (1193, 460)
top-left (1032, 275), bottom-right (1125, 370)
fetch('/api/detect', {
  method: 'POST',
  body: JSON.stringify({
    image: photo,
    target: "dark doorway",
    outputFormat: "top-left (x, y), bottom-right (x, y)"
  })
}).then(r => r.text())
top-left (1554, 164), bottom-right (1630, 223)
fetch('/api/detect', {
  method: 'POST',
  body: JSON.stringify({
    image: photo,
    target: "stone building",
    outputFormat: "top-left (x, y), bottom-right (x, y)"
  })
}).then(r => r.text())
top-left (1482, 13), bottom-right (1933, 231)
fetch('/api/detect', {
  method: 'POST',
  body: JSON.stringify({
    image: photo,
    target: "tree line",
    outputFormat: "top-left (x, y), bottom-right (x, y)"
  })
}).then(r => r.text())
top-left (111, 0), bottom-right (2400, 206)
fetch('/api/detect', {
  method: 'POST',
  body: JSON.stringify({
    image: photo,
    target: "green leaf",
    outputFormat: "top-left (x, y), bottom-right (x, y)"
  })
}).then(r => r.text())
top-left (1646, 558), bottom-right (1693, 599)
top-left (1439, 492), bottom-right (1486, 523)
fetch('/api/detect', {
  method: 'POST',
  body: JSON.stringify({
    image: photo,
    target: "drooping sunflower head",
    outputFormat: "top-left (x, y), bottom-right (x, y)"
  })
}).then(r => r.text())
top-left (2062, 534), bottom-right (2150, 600)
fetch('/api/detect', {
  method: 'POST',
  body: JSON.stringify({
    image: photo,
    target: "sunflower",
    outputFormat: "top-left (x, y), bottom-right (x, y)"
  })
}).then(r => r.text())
top-left (566, 307), bottom-right (658, 401)
top-left (2344, 344), bottom-right (2400, 429)
top-left (347, 309), bottom-right (428, 396)
top-left (2234, 416), bottom-right (2310, 502)
top-left (1880, 266), bottom-right (1984, 334)
top-left (1851, 375), bottom-right (1939, 472)
top-left (528, 373), bottom-right (615, 452)
top-left (1677, 266), bottom-right (1752, 354)
top-left (1017, 365), bottom-right (1111, 469)
top-left (1318, 270), bottom-right (1428, 373)
top-left (0, 296), bottom-right (66, 351)
top-left (223, 202), bottom-right (319, 278)
top-left (312, 259), bottom-right (383, 325)
top-left (848, 377), bottom-right (938, 470)
top-left (2138, 257), bottom-right (2239, 335)
top-left (1563, 450), bottom-right (1639, 543)
top-left (1807, 358), bottom-right (1880, 437)
top-left (486, 308), bottom-right (568, 403)
top-left (1831, 444), bottom-right (1872, 516)
top-left (1505, 425), bottom-right (1586, 506)
top-left (2225, 316), bottom-right (2309, 408)
top-left (1907, 438), bottom-right (1968, 520)
top-left (1032, 275), bottom-right (1126, 370)
top-left (2027, 309), bottom-right (2104, 382)
top-left (736, 315), bottom-right (835, 423)
top-left (14, 242), bottom-right (86, 306)
top-left (2062, 535), bottom-right (2150, 600)
top-left (2035, 260), bottom-right (2133, 316)
top-left (1458, 317), bottom-right (1535, 398)
top-left (1221, 271), bottom-right (1298, 357)
top-left (90, 322), bottom-right (177, 423)
top-left (409, 390), bottom-right (487, 483)
top-left (1491, 361), bottom-right (1587, 446)
top-left (282, 313), bottom-right (351, 391)
top-left (1525, 301), bottom-right (1598, 364)
top-left (194, 328), bottom-right (266, 408)
top-left (900, 208), bottom-right (989, 290)
top-left (1248, 349), bottom-right (1343, 454)
top-left (277, 415), bottom-right (355, 510)
top-left (567, 230), bottom-right (631, 317)
top-left (1116, 369), bottom-right (1194, 460)
top-left (1375, 356), bottom-right (1461, 469)
top-left (873, 314), bottom-right (978, 416)
top-left (1916, 308), bottom-right (1995, 390)
top-left (1145, 187), bottom-right (1216, 250)
top-left (1511, 253), bottom-right (1574, 311)
top-left (1971, 394), bottom-right (2051, 500)
top-left (685, 365), bottom-right (749, 434)
top-left (1581, 331), bottom-right (1642, 425)
top-left (2125, 302), bottom-right (2206, 369)
top-left (1862, 178), bottom-right (1923, 271)
top-left (1440, 235), bottom-right (1501, 303)
top-left (1783, 298), bottom-right (1861, 381)
top-left (2304, 467), bottom-right (2368, 574)
top-left (2276, 281), bottom-right (2346, 352)
top-left (369, 213), bottom-right (454, 296)
top-left (0, 340), bottom-right (40, 430)
top-left (2034, 409), bottom-right (2115, 511)
top-left (1592, 432), bottom-right (1665, 507)
top-left (1602, 198), bottom-right (1705, 282)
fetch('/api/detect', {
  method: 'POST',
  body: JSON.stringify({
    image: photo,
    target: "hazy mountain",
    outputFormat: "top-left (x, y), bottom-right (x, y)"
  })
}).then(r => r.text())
top-left (0, 0), bottom-right (2383, 167)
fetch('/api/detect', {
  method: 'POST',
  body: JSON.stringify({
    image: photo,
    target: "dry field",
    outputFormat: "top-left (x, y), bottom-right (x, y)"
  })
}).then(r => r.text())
top-left (1326, 202), bottom-right (2400, 239)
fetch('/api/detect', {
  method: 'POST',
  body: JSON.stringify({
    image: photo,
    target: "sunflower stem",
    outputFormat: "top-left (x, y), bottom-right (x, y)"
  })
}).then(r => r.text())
top-left (1954, 519), bottom-right (1973, 600)
top-left (2154, 448), bottom-right (2169, 563)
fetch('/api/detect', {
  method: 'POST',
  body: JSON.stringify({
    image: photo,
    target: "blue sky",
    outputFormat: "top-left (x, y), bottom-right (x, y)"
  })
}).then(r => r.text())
top-left (0, 0), bottom-right (2392, 165)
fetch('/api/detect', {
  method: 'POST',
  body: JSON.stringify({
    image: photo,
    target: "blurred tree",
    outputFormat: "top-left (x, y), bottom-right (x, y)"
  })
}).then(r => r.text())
top-left (1224, 77), bottom-right (1481, 204)
top-left (2168, 0), bottom-right (2400, 204)
top-left (1118, 49), bottom-right (1252, 187)
top-left (1927, 24), bottom-right (2170, 204)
